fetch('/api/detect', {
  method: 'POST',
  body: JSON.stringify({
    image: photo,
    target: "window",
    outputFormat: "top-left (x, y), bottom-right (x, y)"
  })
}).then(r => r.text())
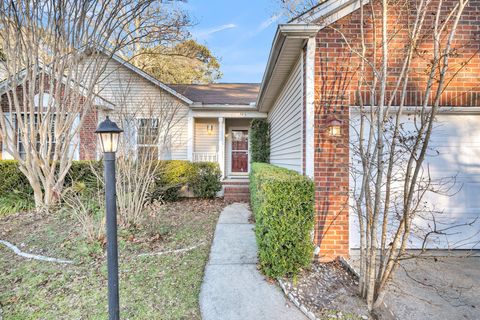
top-left (137, 118), bottom-right (159, 159)
top-left (16, 114), bottom-right (57, 160)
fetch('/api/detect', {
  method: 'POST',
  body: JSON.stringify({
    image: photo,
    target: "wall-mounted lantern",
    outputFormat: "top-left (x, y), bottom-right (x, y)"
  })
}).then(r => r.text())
top-left (206, 124), bottom-right (214, 135)
top-left (326, 116), bottom-right (342, 137)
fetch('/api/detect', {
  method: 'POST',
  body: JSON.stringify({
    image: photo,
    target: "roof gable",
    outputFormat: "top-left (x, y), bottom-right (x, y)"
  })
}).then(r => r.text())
top-left (108, 53), bottom-right (193, 105)
top-left (257, 0), bottom-right (367, 111)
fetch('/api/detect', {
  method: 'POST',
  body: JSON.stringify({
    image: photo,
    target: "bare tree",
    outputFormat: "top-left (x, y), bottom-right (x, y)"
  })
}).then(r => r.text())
top-left (0, 0), bottom-right (189, 209)
top-left (105, 76), bottom-right (188, 228)
top-left (277, 0), bottom-right (321, 18)
top-left (284, 0), bottom-right (475, 311)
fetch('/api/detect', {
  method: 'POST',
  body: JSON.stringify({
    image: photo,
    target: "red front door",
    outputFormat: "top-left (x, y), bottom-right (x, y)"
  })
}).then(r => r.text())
top-left (231, 130), bottom-right (248, 173)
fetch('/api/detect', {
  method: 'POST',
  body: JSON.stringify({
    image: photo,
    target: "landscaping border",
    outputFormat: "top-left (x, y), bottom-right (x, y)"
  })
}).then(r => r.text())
top-left (278, 278), bottom-right (319, 320)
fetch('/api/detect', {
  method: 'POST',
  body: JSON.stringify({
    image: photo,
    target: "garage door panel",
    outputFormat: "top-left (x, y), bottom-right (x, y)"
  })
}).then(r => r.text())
top-left (350, 112), bottom-right (480, 250)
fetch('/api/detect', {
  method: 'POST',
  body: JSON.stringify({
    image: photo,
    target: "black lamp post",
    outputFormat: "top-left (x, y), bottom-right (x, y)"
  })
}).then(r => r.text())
top-left (95, 116), bottom-right (123, 320)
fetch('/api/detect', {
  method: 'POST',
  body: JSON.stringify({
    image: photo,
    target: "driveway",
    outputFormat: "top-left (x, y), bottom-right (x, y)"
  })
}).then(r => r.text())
top-left (350, 251), bottom-right (480, 320)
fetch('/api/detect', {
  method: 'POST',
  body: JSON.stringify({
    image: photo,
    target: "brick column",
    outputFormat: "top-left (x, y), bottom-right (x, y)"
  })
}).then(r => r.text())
top-left (79, 108), bottom-right (98, 160)
top-left (314, 104), bottom-right (350, 262)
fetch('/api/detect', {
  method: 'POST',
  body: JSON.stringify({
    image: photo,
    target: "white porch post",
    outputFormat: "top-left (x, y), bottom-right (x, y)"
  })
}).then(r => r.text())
top-left (218, 117), bottom-right (225, 178)
top-left (305, 36), bottom-right (316, 179)
top-left (187, 113), bottom-right (194, 161)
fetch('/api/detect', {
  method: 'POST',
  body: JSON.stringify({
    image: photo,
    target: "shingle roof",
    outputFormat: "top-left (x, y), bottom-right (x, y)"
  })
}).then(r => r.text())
top-left (170, 83), bottom-right (260, 105)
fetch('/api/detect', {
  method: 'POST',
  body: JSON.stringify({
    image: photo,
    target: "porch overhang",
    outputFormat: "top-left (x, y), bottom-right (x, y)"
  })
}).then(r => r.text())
top-left (191, 110), bottom-right (267, 119)
top-left (256, 24), bottom-right (320, 113)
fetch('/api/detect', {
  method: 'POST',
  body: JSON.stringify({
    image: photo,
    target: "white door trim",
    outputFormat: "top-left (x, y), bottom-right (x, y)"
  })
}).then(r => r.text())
top-left (227, 126), bottom-right (250, 177)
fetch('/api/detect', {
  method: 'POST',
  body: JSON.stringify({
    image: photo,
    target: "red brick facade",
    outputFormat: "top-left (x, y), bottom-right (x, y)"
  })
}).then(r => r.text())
top-left (79, 108), bottom-right (98, 160)
top-left (312, 0), bottom-right (480, 261)
top-left (0, 80), bottom-right (98, 160)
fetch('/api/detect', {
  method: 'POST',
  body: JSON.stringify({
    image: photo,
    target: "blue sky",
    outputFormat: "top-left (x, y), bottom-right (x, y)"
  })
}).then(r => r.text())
top-left (182, 1), bottom-right (284, 83)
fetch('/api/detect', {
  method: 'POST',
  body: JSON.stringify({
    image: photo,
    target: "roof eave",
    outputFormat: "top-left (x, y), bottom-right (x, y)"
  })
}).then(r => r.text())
top-left (256, 24), bottom-right (320, 112)
top-left (290, 0), bottom-right (366, 24)
top-left (190, 103), bottom-right (258, 111)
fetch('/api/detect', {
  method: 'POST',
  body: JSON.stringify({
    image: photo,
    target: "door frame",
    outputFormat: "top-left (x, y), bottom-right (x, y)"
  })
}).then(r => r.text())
top-left (227, 126), bottom-right (250, 176)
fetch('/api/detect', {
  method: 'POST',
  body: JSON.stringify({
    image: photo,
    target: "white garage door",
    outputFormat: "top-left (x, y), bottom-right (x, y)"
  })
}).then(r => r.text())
top-left (350, 112), bottom-right (480, 249)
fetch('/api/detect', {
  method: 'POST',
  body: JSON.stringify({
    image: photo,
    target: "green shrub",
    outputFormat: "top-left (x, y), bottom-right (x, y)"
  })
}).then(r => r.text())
top-left (190, 162), bottom-right (222, 198)
top-left (0, 160), bottom-right (32, 197)
top-left (250, 163), bottom-right (314, 278)
top-left (65, 161), bottom-right (103, 190)
top-left (250, 119), bottom-right (270, 163)
top-left (149, 161), bottom-right (222, 201)
top-left (0, 192), bottom-right (35, 216)
top-left (150, 160), bottom-right (196, 202)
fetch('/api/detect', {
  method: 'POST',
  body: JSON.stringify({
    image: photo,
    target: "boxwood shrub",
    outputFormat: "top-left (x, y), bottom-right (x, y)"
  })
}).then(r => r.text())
top-left (190, 162), bottom-right (222, 198)
top-left (0, 161), bottom-right (34, 215)
top-left (250, 162), bottom-right (315, 278)
top-left (150, 160), bottom-right (222, 201)
top-left (0, 160), bottom-right (32, 197)
top-left (0, 159), bottom-right (222, 213)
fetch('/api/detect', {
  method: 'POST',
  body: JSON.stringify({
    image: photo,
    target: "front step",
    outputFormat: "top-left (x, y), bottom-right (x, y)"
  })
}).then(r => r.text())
top-left (223, 179), bottom-right (250, 202)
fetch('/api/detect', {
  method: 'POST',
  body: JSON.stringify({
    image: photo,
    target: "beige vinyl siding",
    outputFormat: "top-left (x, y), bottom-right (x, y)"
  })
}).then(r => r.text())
top-left (194, 118), bottom-right (218, 153)
top-left (267, 55), bottom-right (303, 173)
top-left (92, 58), bottom-right (190, 160)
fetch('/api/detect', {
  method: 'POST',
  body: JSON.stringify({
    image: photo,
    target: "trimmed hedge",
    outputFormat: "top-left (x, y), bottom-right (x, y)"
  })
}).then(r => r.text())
top-left (250, 119), bottom-right (270, 163)
top-left (250, 162), bottom-right (315, 278)
top-left (0, 160), bottom-right (32, 197)
top-left (150, 160), bottom-right (222, 201)
top-left (190, 162), bottom-right (222, 199)
top-left (0, 159), bottom-right (221, 212)
top-left (151, 160), bottom-right (196, 201)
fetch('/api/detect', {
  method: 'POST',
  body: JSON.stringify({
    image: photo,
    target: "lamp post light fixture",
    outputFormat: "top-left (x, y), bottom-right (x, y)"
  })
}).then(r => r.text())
top-left (95, 116), bottom-right (123, 320)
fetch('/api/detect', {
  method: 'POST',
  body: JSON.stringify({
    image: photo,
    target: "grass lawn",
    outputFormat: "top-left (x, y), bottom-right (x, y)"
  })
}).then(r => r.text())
top-left (0, 199), bottom-right (225, 319)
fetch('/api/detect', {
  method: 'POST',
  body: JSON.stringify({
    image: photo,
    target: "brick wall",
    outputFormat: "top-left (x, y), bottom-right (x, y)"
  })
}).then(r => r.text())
top-left (79, 108), bottom-right (98, 160)
top-left (313, 0), bottom-right (480, 261)
top-left (0, 78), bottom-right (98, 161)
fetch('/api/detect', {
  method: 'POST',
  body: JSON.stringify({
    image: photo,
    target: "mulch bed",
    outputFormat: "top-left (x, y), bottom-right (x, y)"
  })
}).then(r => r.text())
top-left (281, 261), bottom-right (371, 320)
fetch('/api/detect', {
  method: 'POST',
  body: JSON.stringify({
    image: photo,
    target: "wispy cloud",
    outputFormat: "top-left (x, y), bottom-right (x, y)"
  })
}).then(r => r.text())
top-left (257, 14), bottom-right (281, 33)
top-left (194, 23), bottom-right (237, 40)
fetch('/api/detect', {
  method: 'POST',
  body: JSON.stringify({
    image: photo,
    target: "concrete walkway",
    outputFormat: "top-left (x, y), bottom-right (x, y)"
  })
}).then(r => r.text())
top-left (200, 203), bottom-right (306, 320)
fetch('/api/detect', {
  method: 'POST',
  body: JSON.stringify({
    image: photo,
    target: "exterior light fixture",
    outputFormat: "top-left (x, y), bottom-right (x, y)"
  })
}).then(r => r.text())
top-left (206, 124), bottom-right (214, 135)
top-left (326, 116), bottom-right (342, 137)
top-left (96, 116), bottom-right (123, 153)
top-left (95, 116), bottom-right (123, 320)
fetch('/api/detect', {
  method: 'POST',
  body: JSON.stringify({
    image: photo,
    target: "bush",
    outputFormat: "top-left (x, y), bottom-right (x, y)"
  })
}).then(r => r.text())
top-left (149, 161), bottom-right (222, 201)
top-left (250, 163), bottom-right (314, 278)
top-left (250, 119), bottom-right (270, 163)
top-left (190, 162), bottom-right (222, 198)
top-left (150, 160), bottom-right (196, 202)
top-left (0, 160), bottom-right (32, 197)
top-left (65, 161), bottom-right (103, 188)
top-left (0, 192), bottom-right (35, 216)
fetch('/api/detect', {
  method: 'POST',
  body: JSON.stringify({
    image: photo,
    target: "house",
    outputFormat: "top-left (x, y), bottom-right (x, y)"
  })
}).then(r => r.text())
top-left (257, 0), bottom-right (480, 261)
top-left (0, 54), bottom-right (266, 184)
top-left (1, 0), bottom-right (479, 261)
